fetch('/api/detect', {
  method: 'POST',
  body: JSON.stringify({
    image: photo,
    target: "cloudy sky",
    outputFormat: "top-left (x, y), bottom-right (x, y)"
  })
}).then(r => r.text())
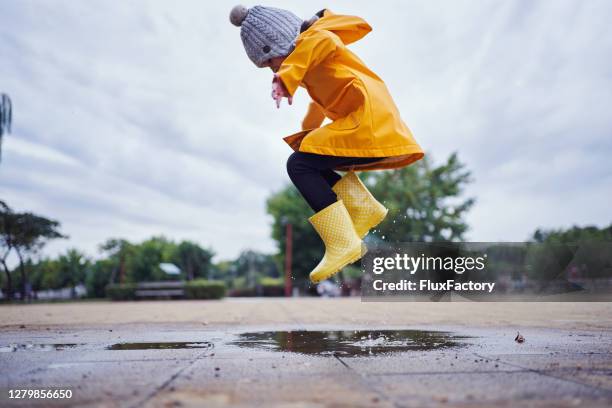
top-left (1, 0), bottom-right (611, 264)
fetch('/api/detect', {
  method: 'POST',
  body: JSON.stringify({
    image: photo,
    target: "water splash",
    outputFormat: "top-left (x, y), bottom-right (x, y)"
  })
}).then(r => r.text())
top-left (229, 330), bottom-right (471, 357)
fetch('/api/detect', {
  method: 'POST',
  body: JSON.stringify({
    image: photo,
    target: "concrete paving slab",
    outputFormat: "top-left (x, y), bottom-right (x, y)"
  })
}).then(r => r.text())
top-left (144, 376), bottom-right (392, 408)
top-left (335, 351), bottom-right (524, 375)
top-left (474, 353), bottom-right (612, 391)
top-left (367, 371), bottom-right (612, 408)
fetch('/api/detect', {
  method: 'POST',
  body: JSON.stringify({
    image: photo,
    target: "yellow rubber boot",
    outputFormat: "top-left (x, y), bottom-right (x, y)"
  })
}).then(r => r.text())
top-left (332, 171), bottom-right (388, 238)
top-left (309, 200), bottom-right (364, 283)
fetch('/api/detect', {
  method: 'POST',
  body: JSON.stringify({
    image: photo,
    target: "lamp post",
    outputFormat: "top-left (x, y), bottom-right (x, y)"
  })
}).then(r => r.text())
top-left (282, 217), bottom-right (293, 297)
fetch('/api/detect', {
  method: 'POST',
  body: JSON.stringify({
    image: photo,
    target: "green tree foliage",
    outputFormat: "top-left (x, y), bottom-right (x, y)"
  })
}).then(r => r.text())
top-left (124, 236), bottom-right (172, 282)
top-left (26, 249), bottom-right (90, 297)
top-left (172, 241), bottom-right (214, 280)
top-left (13, 212), bottom-right (66, 300)
top-left (4, 235), bottom-right (216, 299)
top-left (266, 153), bottom-right (475, 284)
top-left (225, 249), bottom-right (279, 288)
top-left (29, 259), bottom-right (59, 291)
top-left (85, 259), bottom-right (114, 298)
top-left (267, 187), bottom-right (323, 285)
top-left (368, 153), bottom-right (475, 242)
top-left (57, 249), bottom-right (90, 295)
top-left (0, 201), bottom-right (17, 297)
top-left (529, 223), bottom-right (612, 280)
top-left (532, 224), bottom-right (612, 243)
top-left (0, 201), bottom-right (66, 300)
top-left (102, 236), bottom-right (214, 284)
top-left (99, 238), bottom-right (133, 284)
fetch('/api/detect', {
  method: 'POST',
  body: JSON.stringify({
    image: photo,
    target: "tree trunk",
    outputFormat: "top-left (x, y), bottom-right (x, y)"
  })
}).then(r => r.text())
top-left (119, 254), bottom-right (125, 283)
top-left (109, 264), bottom-right (118, 285)
top-left (15, 250), bottom-right (27, 301)
top-left (188, 260), bottom-right (194, 281)
top-left (1, 259), bottom-right (12, 300)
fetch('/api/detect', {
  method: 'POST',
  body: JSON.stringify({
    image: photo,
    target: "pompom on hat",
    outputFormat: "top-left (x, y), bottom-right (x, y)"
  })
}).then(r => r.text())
top-left (230, 4), bottom-right (303, 67)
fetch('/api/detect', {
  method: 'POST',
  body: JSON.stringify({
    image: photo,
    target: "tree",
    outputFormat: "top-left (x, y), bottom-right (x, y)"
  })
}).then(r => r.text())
top-left (227, 250), bottom-right (279, 288)
top-left (0, 201), bottom-right (66, 300)
top-left (99, 238), bottom-right (133, 284)
top-left (172, 241), bottom-right (214, 281)
top-left (0, 201), bottom-right (16, 298)
top-left (17, 250), bottom-right (90, 298)
top-left (30, 258), bottom-right (61, 292)
top-left (85, 259), bottom-right (114, 298)
top-left (99, 237), bottom-right (215, 284)
top-left (123, 236), bottom-right (173, 282)
top-left (14, 213), bottom-right (66, 300)
top-left (529, 223), bottom-right (612, 280)
top-left (531, 224), bottom-right (612, 244)
top-left (56, 249), bottom-right (90, 297)
top-left (0, 93), bottom-right (12, 162)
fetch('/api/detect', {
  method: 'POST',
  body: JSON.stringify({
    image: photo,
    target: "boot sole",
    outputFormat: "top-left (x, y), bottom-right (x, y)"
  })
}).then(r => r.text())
top-left (310, 245), bottom-right (367, 284)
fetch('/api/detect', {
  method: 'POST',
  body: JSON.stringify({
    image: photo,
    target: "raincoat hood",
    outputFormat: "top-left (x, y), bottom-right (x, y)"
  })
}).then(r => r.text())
top-left (306, 9), bottom-right (372, 45)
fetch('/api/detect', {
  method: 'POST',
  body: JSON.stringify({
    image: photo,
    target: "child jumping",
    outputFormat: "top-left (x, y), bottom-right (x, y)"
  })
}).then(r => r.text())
top-left (230, 5), bottom-right (424, 283)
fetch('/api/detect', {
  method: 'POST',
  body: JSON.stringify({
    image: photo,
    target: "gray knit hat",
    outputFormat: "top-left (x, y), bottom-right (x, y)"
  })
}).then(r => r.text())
top-left (230, 5), bottom-right (302, 68)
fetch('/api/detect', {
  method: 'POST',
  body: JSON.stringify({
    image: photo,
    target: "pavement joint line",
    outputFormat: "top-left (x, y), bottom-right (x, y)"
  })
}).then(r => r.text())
top-left (480, 352), bottom-right (612, 356)
top-left (362, 371), bottom-right (442, 408)
top-left (128, 348), bottom-right (214, 408)
top-left (473, 352), bottom-right (612, 395)
top-left (334, 355), bottom-right (350, 369)
top-left (368, 369), bottom-right (529, 376)
top-left (332, 354), bottom-right (407, 408)
top-left (43, 358), bottom-right (196, 364)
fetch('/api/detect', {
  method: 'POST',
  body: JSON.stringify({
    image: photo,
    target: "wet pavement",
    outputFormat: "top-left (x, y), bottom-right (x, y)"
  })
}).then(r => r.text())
top-left (1, 323), bottom-right (611, 407)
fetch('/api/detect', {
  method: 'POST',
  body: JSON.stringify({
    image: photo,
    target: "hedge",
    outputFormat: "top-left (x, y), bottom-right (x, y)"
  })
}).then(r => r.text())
top-left (259, 277), bottom-right (285, 297)
top-left (184, 280), bottom-right (226, 300)
top-left (105, 283), bottom-right (137, 301)
top-left (228, 287), bottom-right (257, 297)
top-left (227, 278), bottom-right (285, 297)
top-left (106, 280), bottom-right (226, 300)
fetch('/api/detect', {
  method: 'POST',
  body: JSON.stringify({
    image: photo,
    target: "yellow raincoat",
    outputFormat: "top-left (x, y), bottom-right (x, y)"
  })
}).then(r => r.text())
top-left (277, 9), bottom-right (424, 171)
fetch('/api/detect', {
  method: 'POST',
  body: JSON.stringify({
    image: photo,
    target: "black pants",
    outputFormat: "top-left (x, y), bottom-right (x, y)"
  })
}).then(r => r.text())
top-left (286, 152), bottom-right (384, 212)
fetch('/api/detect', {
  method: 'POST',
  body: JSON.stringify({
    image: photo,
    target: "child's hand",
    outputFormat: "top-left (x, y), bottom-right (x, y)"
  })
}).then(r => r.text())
top-left (271, 74), bottom-right (292, 109)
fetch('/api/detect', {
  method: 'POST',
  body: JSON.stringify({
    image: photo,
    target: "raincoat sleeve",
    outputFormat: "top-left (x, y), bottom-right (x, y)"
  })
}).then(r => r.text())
top-left (301, 101), bottom-right (326, 130)
top-left (276, 29), bottom-right (343, 96)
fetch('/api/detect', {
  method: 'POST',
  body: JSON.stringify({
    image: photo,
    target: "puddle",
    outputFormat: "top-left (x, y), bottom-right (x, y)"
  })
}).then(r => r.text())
top-left (2, 341), bottom-right (214, 352)
top-left (229, 330), bottom-right (471, 357)
top-left (106, 341), bottom-right (213, 351)
top-left (0, 343), bottom-right (81, 352)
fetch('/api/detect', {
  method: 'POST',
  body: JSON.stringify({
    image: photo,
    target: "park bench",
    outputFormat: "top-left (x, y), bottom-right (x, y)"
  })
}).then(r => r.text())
top-left (134, 281), bottom-right (185, 299)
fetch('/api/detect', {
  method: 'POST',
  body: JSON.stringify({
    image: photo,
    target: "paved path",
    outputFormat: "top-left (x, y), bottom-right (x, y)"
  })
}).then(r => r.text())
top-left (1, 298), bottom-right (611, 407)
top-left (2, 298), bottom-right (611, 330)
